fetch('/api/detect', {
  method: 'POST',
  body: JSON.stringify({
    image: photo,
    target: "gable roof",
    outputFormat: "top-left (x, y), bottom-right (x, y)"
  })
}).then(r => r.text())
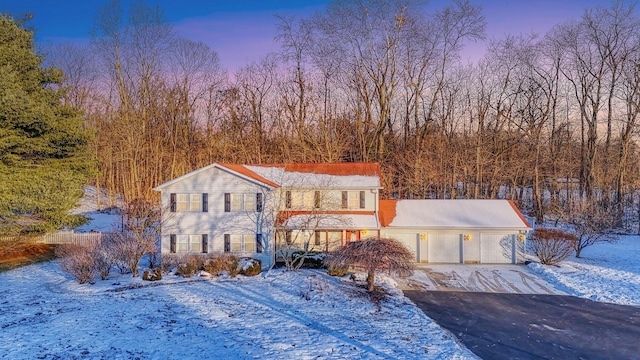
top-left (153, 163), bottom-right (279, 191)
top-left (382, 199), bottom-right (531, 229)
top-left (153, 162), bottom-right (381, 191)
top-left (245, 163), bottom-right (381, 188)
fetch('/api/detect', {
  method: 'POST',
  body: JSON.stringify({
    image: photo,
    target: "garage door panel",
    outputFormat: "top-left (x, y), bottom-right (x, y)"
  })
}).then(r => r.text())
top-left (428, 233), bottom-right (461, 263)
top-left (481, 234), bottom-right (514, 264)
top-left (388, 233), bottom-right (418, 262)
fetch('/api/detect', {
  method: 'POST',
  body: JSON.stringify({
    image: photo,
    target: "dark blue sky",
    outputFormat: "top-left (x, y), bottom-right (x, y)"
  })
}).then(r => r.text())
top-left (1, 0), bottom-right (615, 70)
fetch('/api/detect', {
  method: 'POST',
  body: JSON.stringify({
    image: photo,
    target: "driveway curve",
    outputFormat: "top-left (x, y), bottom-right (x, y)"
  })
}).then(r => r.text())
top-left (405, 290), bottom-right (640, 360)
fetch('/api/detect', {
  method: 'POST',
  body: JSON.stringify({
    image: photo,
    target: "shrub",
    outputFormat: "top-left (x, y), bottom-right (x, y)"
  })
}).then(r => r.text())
top-left (528, 228), bottom-right (577, 266)
top-left (324, 256), bottom-right (349, 276)
top-left (202, 254), bottom-right (239, 276)
top-left (142, 268), bottom-right (162, 281)
top-left (325, 238), bottom-right (414, 292)
top-left (174, 255), bottom-right (201, 277)
top-left (56, 244), bottom-right (97, 284)
top-left (239, 258), bottom-right (262, 276)
top-left (93, 242), bottom-right (113, 280)
top-left (293, 251), bottom-right (325, 269)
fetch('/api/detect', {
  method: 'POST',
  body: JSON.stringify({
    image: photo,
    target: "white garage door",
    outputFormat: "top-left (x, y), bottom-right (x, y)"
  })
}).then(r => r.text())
top-left (480, 233), bottom-right (514, 263)
top-left (428, 233), bottom-right (461, 263)
top-left (390, 233), bottom-right (418, 262)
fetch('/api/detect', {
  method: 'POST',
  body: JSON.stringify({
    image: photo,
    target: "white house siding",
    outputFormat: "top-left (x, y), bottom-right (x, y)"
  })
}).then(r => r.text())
top-left (158, 166), bottom-right (273, 267)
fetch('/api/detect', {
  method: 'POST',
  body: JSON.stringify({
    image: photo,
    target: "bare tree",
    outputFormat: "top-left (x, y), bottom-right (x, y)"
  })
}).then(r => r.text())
top-left (326, 238), bottom-right (414, 292)
top-left (566, 200), bottom-right (617, 257)
top-left (107, 199), bottom-right (163, 277)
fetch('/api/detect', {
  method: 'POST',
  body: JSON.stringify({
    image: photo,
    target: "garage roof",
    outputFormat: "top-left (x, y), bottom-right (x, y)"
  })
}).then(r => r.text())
top-left (381, 199), bottom-right (531, 229)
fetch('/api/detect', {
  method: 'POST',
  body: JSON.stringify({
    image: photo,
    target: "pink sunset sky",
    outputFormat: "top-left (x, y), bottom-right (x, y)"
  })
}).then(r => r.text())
top-left (1, 0), bottom-right (621, 71)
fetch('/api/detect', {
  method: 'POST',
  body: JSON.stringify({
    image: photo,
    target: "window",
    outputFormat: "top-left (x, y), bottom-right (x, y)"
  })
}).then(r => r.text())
top-left (170, 193), bottom-right (207, 212)
top-left (172, 234), bottom-right (207, 253)
top-left (225, 193), bottom-right (260, 212)
top-left (230, 234), bottom-right (243, 252)
top-left (348, 192), bottom-right (359, 208)
top-left (342, 191), bottom-right (365, 209)
top-left (224, 234), bottom-right (259, 253)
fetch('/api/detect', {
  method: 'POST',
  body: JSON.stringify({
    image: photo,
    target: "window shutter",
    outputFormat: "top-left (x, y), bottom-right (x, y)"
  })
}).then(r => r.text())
top-left (256, 234), bottom-right (263, 253)
top-left (314, 191), bottom-right (320, 209)
top-left (202, 193), bottom-right (208, 212)
top-left (224, 193), bottom-right (230, 212)
top-left (359, 191), bottom-right (365, 209)
top-left (285, 231), bottom-right (292, 245)
top-left (170, 193), bottom-right (176, 212)
top-left (224, 234), bottom-right (230, 252)
top-left (256, 193), bottom-right (263, 212)
top-left (202, 234), bottom-right (208, 253)
top-left (341, 191), bottom-right (348, 209)
top-left (314, 231), bottom-right (321, 246)
top-left (170, 234), bottom-right (176, 253)
top-left (285, 191), bottom-right (292, 208)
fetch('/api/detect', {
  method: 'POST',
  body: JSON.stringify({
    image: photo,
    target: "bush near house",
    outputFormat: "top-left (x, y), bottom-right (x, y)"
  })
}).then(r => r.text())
top-left (325, 238), bottom-right (414, 292)
top-left (56, 244), bottom-right (98, 284)
top-left (528, 228), bottom-right (577, 266)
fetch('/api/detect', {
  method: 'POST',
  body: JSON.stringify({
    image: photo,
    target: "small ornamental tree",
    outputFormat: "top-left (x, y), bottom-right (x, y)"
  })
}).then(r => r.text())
top-left (325, 238), bottom-right (414, 292)
top-left (528, 228), bottom-right (577, 265)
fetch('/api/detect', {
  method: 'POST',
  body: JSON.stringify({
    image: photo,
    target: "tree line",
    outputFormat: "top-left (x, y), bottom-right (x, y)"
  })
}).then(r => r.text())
top-left (43, 0), bottom-right (640, 231)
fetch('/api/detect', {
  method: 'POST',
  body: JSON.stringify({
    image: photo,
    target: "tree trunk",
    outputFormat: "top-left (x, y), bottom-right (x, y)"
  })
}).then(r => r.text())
top-left (367, 271), bottom-right (375, 292)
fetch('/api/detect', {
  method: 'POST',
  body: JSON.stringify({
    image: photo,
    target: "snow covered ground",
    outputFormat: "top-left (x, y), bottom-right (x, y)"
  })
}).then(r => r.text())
top-left (526, 236), bottom-right (640, 306)
top-left (0, 263), bottom-right (475, 359)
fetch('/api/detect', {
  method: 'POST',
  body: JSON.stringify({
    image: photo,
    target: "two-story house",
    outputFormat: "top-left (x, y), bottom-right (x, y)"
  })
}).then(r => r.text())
top-left (153, 162), bottom-right (531, 269)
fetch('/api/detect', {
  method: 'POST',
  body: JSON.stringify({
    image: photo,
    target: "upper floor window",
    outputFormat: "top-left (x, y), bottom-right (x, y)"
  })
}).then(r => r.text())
top-left (284, 190), bottom-right (322, 209)
top-left (170, 193), bottom-right (208, 212)
top-left (342, 191), bottom-right (366, 209)
top-left (225, 193), bottom-right (263, 212)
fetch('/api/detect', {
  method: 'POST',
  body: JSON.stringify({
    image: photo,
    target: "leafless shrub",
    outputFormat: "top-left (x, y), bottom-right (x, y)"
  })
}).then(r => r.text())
top-left (172, 255), bottom-right (202, 278)
top-left (142, 268), bottom-right (162, 281)
top-left (202, 254), bottom-right (239, 276)
top-left (56, 244), bottom-right (97, 284)
top-left (325, 238), bottom-right (414, 292)
top-left (93, 242), bottom-right (114, 280)
top-left (528, 228), bottom-right (577, 265)
top-left (239, 258), bottom-right (262, 276)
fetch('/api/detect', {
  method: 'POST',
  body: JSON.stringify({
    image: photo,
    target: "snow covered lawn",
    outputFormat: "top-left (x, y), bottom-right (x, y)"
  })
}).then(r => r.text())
top-left (0, 262), bottom-right (475, 360)
top-left (526, 235), bottom-right (640, 306)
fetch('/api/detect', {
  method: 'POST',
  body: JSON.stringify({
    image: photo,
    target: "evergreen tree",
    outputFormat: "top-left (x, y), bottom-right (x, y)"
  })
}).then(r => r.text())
top-left (0, 15), bottom-right (93, 235)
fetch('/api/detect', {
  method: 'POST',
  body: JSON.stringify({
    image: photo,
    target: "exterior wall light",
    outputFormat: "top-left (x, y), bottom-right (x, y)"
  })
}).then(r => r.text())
top-left (464, 234), bottom-right (472, 241)
top-left (517, 233), bottom-right (526, 241)
top-left (420, 233), bottom-right (427, 240)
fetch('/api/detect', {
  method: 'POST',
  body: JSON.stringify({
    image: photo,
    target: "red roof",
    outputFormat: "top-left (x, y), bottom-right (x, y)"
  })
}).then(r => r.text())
top-left (218, 163), bottom-right (281, 188)
top-left (508, 200), bottom-right (532, 227)
top-left (378, 200), bottom-right (397, 227)
top-left (251, 163), bottom-right (381, 177)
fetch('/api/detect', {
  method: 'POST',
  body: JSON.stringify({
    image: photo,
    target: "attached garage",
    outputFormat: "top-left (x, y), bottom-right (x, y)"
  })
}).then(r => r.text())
top-left (428, 233), bottom-right (460, 263)
top-left (380, 199), bottom-right (531, 264)
top-left (480, 233), bottom-right (515, 263)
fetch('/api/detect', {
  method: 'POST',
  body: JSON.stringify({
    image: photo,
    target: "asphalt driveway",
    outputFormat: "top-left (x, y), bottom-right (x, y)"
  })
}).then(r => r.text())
top-left (405, 291), bottom-right (640, 360)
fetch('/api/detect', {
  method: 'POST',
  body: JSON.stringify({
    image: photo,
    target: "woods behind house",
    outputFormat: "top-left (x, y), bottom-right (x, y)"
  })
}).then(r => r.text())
top-left (5, 0), bottom-right (640, 234)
